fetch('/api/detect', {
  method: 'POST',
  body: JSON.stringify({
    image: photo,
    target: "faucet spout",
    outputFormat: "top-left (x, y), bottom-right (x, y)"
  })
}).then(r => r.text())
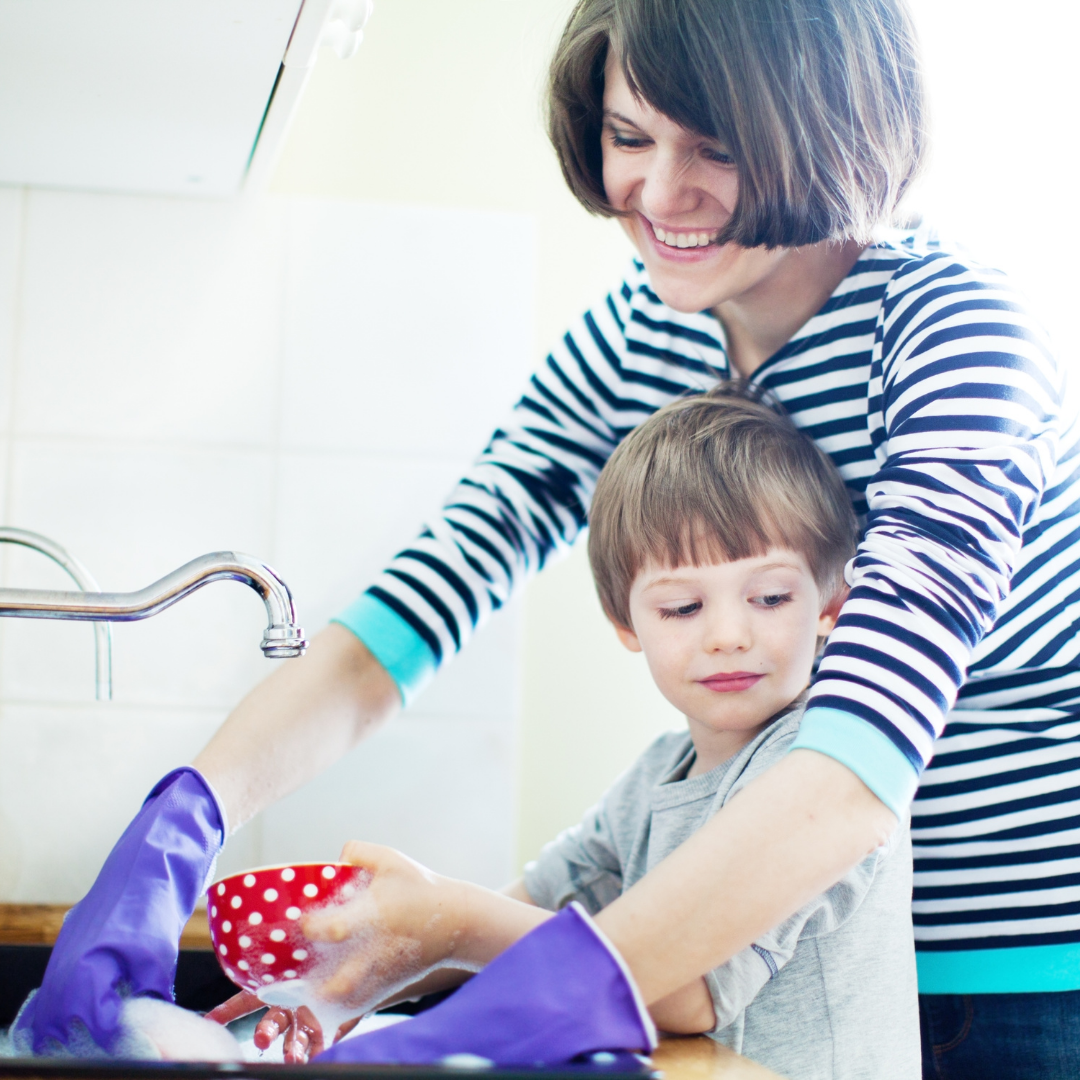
top-left (0, 551), bottom-right (307, 659)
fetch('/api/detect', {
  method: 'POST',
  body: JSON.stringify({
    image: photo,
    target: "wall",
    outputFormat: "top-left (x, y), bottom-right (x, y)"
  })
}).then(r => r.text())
top-left (0, 190), bottom-right (537, 900)
top-left (3, 0), bottom-right (1075, 902)
top-left (0, 0), bottom-right (649, 904)
top-left (268, 0), bottom-right (684, 870)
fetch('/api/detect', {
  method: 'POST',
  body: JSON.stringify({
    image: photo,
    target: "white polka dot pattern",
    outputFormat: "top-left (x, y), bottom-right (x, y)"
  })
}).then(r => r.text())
top-left (206, 863), bottom-right (369, 1000)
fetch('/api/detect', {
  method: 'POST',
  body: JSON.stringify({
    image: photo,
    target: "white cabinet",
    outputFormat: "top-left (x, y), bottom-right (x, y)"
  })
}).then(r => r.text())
top-left (0, 0), bottom-right (370, 198)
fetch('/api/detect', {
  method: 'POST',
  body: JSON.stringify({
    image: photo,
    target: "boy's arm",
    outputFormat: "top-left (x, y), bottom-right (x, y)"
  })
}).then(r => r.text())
top-left (308, 752), bottom-right (891, 1017)
top-left (597, 750), bottom-right (894, 1004)
top-left (501, 879), bottom-right (536, 904)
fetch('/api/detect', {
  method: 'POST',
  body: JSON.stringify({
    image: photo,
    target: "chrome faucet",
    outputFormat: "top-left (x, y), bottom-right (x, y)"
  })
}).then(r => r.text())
top-left (0, 537), bottom-right (306, 700)
top-left (0, 527), bottom-right (114, 701)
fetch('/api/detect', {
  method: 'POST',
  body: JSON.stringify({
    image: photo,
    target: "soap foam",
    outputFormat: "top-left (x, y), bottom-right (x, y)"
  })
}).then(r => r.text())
top-left (118, 999), bottom-right (243, 1061)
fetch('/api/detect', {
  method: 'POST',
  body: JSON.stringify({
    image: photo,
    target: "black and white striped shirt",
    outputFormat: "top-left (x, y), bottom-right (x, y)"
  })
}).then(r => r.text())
top-left (337, 240), bottom-right (1080, 992)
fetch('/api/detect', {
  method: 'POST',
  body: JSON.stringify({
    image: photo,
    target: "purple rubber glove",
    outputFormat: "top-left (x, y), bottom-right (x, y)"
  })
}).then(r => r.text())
top-left (11, 767), bottom-right (226, 1057)
top-left (314, 903), bottom-right (656, 1069)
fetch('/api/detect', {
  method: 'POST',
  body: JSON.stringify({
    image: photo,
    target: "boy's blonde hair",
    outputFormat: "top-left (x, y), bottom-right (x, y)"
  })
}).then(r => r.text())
top-left (588, 384), bottom-right (858, 628)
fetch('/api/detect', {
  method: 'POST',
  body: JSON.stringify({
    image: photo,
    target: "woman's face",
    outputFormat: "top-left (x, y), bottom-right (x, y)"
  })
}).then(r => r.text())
top-left (601, 56), bottom-right (787, 314)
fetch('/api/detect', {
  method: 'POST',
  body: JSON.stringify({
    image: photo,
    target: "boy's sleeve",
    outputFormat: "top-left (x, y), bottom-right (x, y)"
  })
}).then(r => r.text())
top-left (522, 798), bottom-right (624, 916)
top-left (705, 826), bottom-right (893, 1031)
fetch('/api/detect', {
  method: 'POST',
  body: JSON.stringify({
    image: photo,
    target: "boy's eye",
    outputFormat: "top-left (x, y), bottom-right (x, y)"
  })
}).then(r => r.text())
top-left (753, 593), bottom-right (792, 609)
top-left (658, 601), bottom-right (701, 620)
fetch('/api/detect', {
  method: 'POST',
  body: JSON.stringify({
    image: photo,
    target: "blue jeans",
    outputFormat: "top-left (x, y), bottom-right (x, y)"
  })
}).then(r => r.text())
top-left (920, 991), bottom-right (1080, 1079)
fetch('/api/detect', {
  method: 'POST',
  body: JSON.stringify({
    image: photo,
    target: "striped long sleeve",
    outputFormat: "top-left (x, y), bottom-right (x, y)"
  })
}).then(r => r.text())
top-left (335, 245), bottom-right (1072, 817)
top-left (794, 253), bottom-right (1065, 811)
top-left (335, 273), bottom-right (724, 695)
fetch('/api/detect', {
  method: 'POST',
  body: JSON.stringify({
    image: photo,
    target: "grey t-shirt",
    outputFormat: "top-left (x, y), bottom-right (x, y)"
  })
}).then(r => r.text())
top-left (523, 707), bottom-right (920, 1080)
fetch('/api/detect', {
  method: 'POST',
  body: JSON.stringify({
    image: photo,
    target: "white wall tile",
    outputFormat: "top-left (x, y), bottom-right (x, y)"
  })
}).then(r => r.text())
top-left (16, 190), bottom-right (284, 446)
top-left (257, 716), bottom-right (515, 889)
top-left (0, 440), bottom-right (277, 708)
top-left (0, 187), bottom-right (22, 435)
top-left (0, 192), bottom-right (528, 903)
top-left (273, 449), bottom-right (472, 630)
top-left (274, 449), bottom-right (521, 720)
top-left (0, 703), bottom-right (225, 902)
top-left (281, 199), bottom-right (535, 457)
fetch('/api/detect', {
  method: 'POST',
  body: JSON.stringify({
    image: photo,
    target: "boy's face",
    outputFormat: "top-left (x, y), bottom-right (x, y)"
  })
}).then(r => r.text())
top-left (614, 549), bottom-right (843, 768)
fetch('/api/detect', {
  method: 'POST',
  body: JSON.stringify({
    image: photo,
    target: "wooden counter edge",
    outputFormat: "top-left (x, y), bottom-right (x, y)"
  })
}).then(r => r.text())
top-left (0, 904), bottom-right (212, 950)
top-left (653, 1036), bottom-right (785, 1080)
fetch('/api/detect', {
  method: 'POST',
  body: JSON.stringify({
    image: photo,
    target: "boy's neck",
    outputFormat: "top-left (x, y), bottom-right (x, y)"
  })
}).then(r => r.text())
top-left (685, 697), bottom-right (802, 778)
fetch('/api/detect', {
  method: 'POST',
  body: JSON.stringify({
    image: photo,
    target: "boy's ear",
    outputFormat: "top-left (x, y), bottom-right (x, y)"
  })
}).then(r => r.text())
top-left (612, 621), bottom-right (642, 653)
top-left (817, 585), bottom-right (849, 637)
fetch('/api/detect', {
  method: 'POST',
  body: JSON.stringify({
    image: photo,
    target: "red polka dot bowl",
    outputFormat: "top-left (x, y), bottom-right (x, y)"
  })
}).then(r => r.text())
top-left (206, 863), bottom-right (369, 1009)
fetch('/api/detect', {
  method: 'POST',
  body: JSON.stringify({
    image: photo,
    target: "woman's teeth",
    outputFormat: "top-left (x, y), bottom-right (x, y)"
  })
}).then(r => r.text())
top-left (653, 226), bottom-right (718, 249)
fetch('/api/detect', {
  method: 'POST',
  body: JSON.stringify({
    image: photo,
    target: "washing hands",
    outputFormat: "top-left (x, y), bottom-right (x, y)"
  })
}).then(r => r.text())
top-left (208, 840), bottom-right (551, 1063)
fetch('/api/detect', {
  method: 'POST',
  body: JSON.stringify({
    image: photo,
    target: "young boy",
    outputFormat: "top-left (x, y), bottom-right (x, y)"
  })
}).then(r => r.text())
top-left (241, 385), bottom-right (919, 1078)
top-left (513, 384), bottom-right (919, 1077)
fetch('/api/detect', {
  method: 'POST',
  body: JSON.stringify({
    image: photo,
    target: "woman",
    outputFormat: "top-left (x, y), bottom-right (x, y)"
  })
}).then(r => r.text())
top-left (19, 0), bottom-right (1079, 1076)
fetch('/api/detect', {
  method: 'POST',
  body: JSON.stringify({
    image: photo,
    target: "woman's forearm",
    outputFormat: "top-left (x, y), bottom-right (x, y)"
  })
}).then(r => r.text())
top-left (596, 749), bottom-right (898, 1004)
top-left (193, 624), bottom-right (400, 830)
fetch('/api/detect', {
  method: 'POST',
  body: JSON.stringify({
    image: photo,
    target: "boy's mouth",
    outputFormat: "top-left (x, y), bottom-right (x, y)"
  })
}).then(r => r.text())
top-left (697, 672), bottom-right (763, 693)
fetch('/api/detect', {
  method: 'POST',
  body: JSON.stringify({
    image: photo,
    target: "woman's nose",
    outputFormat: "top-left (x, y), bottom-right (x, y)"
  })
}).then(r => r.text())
top-left (639, 150), bottom-right (700, 222)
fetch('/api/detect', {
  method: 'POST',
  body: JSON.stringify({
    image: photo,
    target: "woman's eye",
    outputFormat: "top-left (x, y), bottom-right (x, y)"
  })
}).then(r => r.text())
top-left (658, 602), bottom-right (701, 620)
top-left (609, 131), bottom-right (650, 149)
top-left (702, 147), bottom-right (735, 165)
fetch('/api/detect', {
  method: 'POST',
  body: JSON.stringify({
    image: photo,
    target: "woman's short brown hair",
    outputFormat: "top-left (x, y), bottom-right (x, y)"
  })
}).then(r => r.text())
top-left (548, 0), bottom-right (925, 247)
top-left (587, 383), bottom-right (858, 628)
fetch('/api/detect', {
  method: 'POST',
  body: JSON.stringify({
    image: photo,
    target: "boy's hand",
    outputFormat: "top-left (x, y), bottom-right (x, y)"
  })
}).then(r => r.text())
top-left (206, 991), bottom-right (359, 1063)
top-left (207, 841), bottom-right (549, 1063)
top-left (302, 841), bottom-right (473, 1013)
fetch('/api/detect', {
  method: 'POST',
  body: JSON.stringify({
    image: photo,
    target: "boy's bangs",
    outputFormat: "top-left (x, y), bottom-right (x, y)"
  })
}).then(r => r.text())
top-left (635, 492), bottom-right (824, 581)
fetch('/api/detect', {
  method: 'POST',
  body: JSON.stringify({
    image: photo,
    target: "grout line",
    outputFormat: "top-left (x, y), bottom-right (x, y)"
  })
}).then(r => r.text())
top-left (0, 697), bottom-right (231, 715)
top-left (3, 189), bottom-right (28, 536)
top-left (3, 429), bottom-right (475, 467)
top-left (0, 188), bottom-right (30, 687)
top-left (267, 202), bottom-right (288, 565)
top-left (246, 198), bottom-right (293, 867)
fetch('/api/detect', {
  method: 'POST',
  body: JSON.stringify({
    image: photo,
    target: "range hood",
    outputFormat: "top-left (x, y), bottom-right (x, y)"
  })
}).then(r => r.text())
top-left (0, 0), bottom-right (371, 198)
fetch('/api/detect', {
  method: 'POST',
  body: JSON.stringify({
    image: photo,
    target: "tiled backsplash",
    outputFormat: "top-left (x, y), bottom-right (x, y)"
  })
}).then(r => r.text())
top-left (0, 187), bottom-right (532, 900)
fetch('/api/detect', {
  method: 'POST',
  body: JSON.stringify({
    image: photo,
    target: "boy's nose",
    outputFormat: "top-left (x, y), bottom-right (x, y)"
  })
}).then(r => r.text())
top-left (702, 612), bottom-right (752, 654)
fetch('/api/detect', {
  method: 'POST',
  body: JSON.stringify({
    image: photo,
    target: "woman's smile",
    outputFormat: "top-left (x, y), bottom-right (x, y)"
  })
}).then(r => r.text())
top-left (638, 213), bottom-right (723, 263)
